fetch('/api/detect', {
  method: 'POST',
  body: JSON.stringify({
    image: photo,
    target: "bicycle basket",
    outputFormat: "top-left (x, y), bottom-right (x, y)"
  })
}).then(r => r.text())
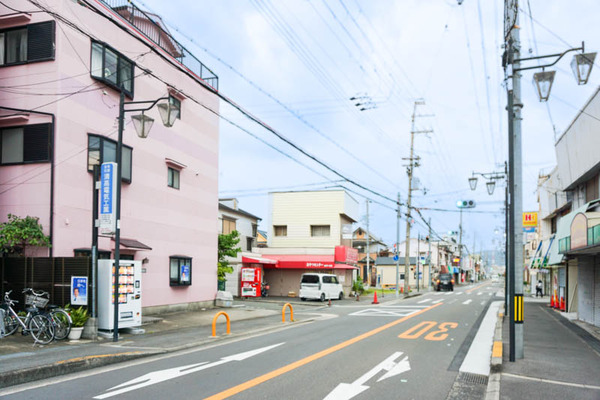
top-left (24, 294), bottom-right (49, 308)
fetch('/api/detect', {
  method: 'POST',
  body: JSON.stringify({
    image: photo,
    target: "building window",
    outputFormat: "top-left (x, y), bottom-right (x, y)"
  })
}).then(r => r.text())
top-left (88, 134), bottom-right (132, 182)
top-left (169, 95), bottom-right (181, 119)
top-left (74, 249), bottom-right (111, 259)
top-left (90, 41), bottom-right (134, 97)
top-left (252, 224), bottom-right (258, 238)
top-left (274, 225), bottom-right (287, 237)
top-left (247, 237), bottom-right (253, 251)
top-left (222, 217), bottom-right (236, 235)
top-left (170, 256), bottom-right (192, 286)
top-left (311, 225), bottom-right (330, 237)
top-left (168, 167), bottom-right (180, 189)
top-left (551, 216), bottom-right (557, 234)
top-left (1, 124), bottom-right (51, 165)
top-left (0, 21), bottom-right (55, 67)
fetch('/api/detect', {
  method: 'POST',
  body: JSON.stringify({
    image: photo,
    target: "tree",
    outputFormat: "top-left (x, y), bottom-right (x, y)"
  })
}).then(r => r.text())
top-left (0, 214), bottom-right (51, 256)
top-left (217, 230), bottom-right (241, 281)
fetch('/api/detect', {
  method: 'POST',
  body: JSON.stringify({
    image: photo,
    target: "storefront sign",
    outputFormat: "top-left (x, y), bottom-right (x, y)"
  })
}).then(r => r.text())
top-left (570, 212), bottom-right (588, 249)
top-left (335, 246), bottom-right (358, 264)
top-left (523, 212), bottom-right (538, 228)
top-left (99, 162), bottom-right (117, 234)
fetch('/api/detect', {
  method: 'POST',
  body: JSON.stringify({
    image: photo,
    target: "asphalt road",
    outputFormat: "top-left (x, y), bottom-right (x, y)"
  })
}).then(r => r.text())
top-left (4, 282), bottom-right (500, 400)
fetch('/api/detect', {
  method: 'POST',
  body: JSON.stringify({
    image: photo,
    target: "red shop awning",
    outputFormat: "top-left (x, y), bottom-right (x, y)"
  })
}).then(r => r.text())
top-left (261, 254), bottom-right (357, 270)
top-left (241, 256), bottom-right (278, 265)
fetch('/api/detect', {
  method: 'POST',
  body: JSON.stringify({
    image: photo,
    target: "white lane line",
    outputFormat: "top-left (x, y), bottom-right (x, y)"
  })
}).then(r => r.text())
top-left (459, 301), bottom-right (502, 377)
top-left (432, 299), bottom-right (443, 304)
top-left (455, 292), bottom-right (462, 295)
top-left (477, 292), bottom-right (483, 296)
top-left (462, 299), bottom-right (472, 305)
top-left (445, 292), bottom-right (454, 296)
top-left (435, 292), bottom-right (444, 296)
top-left (501, 373), bottom-right (600, 390)
top-left (418, 298), bottom-right (432, 304)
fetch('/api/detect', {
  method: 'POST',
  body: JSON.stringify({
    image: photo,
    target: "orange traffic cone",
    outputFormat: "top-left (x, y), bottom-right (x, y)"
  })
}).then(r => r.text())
top-left (400, 286), bottom-right (404, 294)
top-left (549, 295), bottom-right (554, 307)
top-left (372, 291), bottom-right (379, 304)
top-left (560, 297), bottom-right (565, 311)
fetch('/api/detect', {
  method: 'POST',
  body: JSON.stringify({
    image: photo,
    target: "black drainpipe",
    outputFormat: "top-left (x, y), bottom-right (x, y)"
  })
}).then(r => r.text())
top-left (0, 106), bottom-right (55, 258)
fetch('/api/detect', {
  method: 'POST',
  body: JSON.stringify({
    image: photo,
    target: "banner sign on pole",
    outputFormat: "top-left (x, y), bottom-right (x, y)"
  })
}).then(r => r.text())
top-left (99, 162), bottom-right (117, 234)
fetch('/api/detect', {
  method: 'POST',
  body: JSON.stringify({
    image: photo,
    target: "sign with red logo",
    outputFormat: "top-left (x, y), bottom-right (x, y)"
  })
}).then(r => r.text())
top-left (335, 246), bottom-right (358, 264)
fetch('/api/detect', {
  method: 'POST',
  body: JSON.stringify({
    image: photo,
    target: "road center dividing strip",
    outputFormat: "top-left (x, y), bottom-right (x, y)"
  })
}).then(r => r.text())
top-left (204, 302), bottom-right (442, 400)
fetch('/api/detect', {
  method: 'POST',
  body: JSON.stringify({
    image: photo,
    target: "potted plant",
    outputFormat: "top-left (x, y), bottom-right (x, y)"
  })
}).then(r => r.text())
top-left (66, 304), bottom-right (88, 340)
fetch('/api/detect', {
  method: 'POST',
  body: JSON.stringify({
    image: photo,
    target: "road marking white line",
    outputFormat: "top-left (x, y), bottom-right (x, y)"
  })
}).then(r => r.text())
top-left (324, 352), bottom-right (411, 400)
top-left (445, 292), bottom-right (454, 296)
top-left (432, 299), bottom-right (443, 304)
top-left (462, 299), bottom-right (472, 305)
top-left (418, 298), bottom-right (432, 304)
top-left (477, 292), bottom-right (483, 295)
top-left (501, 373), bottom-right (600, 390)
top-left (94, 343), bottom-right (285, 399)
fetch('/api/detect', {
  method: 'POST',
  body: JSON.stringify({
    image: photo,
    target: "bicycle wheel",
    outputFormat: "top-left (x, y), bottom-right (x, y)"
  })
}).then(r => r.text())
top-left (50, 309), bottom-right (71, 340)
top-left (29, 314), bottom-right (55, 344)
top-left (2, 312), bottom-right (19, 336)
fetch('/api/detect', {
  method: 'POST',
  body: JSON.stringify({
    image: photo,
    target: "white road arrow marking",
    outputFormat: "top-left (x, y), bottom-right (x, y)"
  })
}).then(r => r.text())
top-left (324, 352), bottom-right (410, 400)
top-left (94, 343), bottom-right (284, 399)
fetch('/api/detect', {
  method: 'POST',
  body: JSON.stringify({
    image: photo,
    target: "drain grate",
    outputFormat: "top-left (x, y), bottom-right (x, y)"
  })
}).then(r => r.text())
top-left (458, 372), bottom-right (489, 385)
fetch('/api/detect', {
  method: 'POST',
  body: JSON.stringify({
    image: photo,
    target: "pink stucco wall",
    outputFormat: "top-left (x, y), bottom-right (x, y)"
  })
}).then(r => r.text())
top-left (0, 0), bottom-right (220, 308)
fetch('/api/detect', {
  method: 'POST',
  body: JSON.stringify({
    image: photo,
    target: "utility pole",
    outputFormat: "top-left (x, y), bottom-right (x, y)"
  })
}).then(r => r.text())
top-left (506, 0), bottom-right (524, 360)
top-left (366, 200), bottom-right (370, 287)
top-left (403, 99), bottom-right (432, 296)
top-left (396, 193), bottom-right (401, 298)
top-left (458, 207), bottom-right (463, 281)
top-left (428, 218), bottom-right (432, 290)
top-left (417, 234), bottom-right (421, 292)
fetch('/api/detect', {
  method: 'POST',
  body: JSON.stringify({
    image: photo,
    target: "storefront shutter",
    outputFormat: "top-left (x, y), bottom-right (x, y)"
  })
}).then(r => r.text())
top-left (578, 259), bottom-right (594, 324)
top-left (27, 21), bottom-right (55, 62)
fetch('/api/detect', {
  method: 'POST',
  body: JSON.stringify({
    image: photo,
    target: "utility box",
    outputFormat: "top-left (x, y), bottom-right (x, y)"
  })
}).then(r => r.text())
top-left (215, 291), bottom-right (233, 307)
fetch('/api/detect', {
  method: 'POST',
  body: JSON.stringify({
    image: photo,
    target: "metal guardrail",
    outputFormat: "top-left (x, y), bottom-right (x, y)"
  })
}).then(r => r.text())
top-left (100, 0), bottom-right (218, 91)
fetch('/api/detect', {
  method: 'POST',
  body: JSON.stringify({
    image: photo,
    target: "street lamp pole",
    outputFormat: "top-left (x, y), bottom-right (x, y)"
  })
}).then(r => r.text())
top-left (112, 91), bottom-right (179, 342)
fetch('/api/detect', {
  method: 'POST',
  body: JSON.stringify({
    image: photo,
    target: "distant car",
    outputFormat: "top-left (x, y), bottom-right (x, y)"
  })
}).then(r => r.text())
top-left (435, 273), bottom-right (454, 291)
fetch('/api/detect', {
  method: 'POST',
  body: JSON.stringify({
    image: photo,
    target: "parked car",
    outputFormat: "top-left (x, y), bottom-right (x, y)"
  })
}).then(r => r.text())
top-left (435, 273), bottom-right (454, 291)
top-left (299, 273), bottom-right (344, 301)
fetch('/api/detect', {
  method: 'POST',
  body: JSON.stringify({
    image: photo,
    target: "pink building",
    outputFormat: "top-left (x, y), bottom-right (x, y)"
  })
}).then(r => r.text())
top-left (0, 0), bottom-right (220, 313)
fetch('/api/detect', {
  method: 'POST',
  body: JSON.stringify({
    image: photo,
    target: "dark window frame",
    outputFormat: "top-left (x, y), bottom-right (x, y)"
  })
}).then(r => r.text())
top-left (170, 256), bottom-right (192, 286)
top-left (167, 166), bottom-right (180, 189)
top-left (87, 133), bottom-right (133, 183)
top-left (311, 225), bottom-right (331, 237)
top-left (0, 21), bottom-right (55, 67)
top-left (274, 225), bottom-right (287, 237)
top-left (0, 123), bottom-right (52, 165)
top-left (90, 40), bottom-right (135, 98)
top-left (169, 95), bottom-right (181, 119)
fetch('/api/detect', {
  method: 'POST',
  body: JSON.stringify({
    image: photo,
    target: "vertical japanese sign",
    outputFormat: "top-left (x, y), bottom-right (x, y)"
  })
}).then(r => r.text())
top-left (100, 162), bottom-right (117, 234)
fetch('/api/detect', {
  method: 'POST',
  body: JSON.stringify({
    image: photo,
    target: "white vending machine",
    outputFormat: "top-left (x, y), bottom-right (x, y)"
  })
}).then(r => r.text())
top-left (98, 259), bottom-right (142, 331)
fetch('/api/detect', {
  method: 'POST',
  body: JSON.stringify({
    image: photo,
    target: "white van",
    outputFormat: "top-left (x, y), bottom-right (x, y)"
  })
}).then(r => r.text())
top-left (299, 273), bottom-right (344, 301)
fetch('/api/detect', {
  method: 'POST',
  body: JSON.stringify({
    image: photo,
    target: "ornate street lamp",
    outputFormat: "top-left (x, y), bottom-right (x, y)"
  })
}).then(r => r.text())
top-left (532, 70), bottom-right (555, 102)
top-left (486, 180), bottom-right (496, 195)
top-left (571, 52), bottom-right (597, 85)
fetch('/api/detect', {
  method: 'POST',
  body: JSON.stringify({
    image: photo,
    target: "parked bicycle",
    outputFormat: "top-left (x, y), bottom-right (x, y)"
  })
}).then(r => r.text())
top-left (22, 288), bottom-right (72, 341)
top-left (1, 290), bottom-right (55, 344)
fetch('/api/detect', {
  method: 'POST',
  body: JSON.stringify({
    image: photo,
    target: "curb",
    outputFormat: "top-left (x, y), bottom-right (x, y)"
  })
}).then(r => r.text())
top-left (0, 350), bottom-right (162, 389)
top-left (485, 303), bottom-right (504, 400)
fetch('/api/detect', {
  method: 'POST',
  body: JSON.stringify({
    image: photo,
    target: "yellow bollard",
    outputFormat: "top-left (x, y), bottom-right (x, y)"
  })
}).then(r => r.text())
top-left (212, 311), bottom-right (231, 337)
top-left (282, 303), bottom-right (294, 322)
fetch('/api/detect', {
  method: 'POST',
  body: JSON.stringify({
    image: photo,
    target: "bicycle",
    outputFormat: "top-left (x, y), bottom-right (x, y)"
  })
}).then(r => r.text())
top-left (22, 288), bottom-right (72, 341)
top-left (1, 290), bottom-right (55, 344)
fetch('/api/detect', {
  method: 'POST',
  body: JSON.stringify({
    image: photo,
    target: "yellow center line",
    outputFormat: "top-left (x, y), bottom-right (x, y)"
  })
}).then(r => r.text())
top-left (203, 302), bottom-right (443, 400)
top-left (465, 281), bottom-right (491, 294)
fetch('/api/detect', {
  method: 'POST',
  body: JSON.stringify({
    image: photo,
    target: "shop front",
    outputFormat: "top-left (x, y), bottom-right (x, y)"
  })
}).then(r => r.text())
top-left (261, 253), bottom-right (357, 297)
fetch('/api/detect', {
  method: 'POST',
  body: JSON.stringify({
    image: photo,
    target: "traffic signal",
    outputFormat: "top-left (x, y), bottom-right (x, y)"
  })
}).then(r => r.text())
top-left (456, 200), bottom-right (476, 208)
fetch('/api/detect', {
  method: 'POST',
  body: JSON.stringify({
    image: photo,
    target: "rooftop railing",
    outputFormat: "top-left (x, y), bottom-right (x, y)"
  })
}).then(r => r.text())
top-left (100, 0), bottom-right (218, 91)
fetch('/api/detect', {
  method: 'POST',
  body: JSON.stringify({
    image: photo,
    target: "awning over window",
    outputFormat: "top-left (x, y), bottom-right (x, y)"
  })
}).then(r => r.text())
top-left (260, 254), bottom-right (357, 270)
top-left (112, 238), bottom-right (152, 250)
top-left (242, 256), bottom-right (277, 265)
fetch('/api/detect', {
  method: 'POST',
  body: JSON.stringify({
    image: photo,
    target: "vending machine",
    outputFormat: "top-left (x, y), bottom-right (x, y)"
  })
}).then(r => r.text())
top-left (240, 266), bottom-right (261, 297)
top-left (98, 259), bottom-right (142, 331)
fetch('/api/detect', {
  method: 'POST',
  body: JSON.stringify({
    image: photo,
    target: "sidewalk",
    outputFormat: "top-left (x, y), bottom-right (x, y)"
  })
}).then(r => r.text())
top-left (488, 295), bottom-right (600, 400)
top-left (0, 293), bottom-right (402, 389)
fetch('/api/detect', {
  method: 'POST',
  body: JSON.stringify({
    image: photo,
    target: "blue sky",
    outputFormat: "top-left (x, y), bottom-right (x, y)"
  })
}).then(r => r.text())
top-left (140, 0), bottom-right (600, 254)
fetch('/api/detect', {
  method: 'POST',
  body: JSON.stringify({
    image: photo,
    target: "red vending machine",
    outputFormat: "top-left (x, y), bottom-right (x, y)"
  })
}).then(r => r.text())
top-left (240, 267), bottom-right (261, 297)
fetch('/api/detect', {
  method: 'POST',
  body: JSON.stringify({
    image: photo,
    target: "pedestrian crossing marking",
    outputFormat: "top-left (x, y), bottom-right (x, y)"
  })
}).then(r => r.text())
top-left (445, 292), bottom-right (454, 296)
top-left (477, 292), bottom-right (483, 296)
top-left (349, 307), bottom-right (427, 317)
top-left (432, 299), bottom-right (443, 304)
top-left (418, 298), bottom-right (432, 304)
top-left (462, 299), bottom-right (472, 305)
